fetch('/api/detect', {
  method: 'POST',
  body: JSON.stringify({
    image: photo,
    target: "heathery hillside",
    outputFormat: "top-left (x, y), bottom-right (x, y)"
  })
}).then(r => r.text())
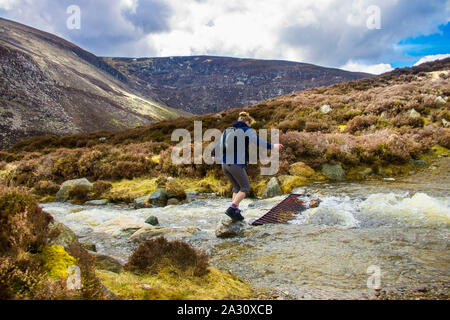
top-left (104, 56), bottom-right (370, 114)
top-left (0, 58), bottom-right (449, 203)
top-left (0, 18), bottom-right (184, 149)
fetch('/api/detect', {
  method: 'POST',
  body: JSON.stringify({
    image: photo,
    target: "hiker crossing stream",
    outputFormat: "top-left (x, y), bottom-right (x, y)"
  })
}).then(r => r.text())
top-left (41, 179), bottom-right (449, 300)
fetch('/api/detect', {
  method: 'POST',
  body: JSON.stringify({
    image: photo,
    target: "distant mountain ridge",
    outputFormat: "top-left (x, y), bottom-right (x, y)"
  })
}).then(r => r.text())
top-left (104, 56), bottom-right (371, 114)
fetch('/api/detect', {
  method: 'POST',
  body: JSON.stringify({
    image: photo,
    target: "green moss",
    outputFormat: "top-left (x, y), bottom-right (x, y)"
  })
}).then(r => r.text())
top-left (431, 145), bottom-right (449, 156)
top-left (278, 175), bottom-right (308, 194)
top-left (97, 267), bottom-right (254, 300)
top-left (346, 166), bottom-right (374, 180)
top-left (377, 164), bottom-right (414, 178)
top-left (39, 195), bottom-right (56, 203)
top-left (251, 179), bottom-right (269, 198)
top-left (41, 245), bottom-right (78, 279)
top-left (177, 175), bottom-right (231, 197)
top-left (106, 178), bottom-right (158, 203)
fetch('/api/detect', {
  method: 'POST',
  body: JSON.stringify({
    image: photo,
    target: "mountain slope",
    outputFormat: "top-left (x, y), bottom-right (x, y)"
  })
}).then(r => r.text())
top-left (104, 56), bottom-right (371, 114)
top-left (0, 18), bottom-right (185, 149)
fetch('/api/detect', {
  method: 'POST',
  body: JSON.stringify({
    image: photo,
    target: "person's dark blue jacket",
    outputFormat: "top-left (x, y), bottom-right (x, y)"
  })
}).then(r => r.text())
top-left (212, 121), bottom-right (273, 166)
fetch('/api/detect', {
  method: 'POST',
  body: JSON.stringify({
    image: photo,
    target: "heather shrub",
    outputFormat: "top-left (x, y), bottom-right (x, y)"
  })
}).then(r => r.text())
top-left (125, 237), bottom-right (210, 277)
top-left (113, 161), bottom-right (147, 180)
top-left (0, 187), bottom-right (52, 255)
top-left (347, 115), bottom-right (378, 133)
top-left (92, 180), bottom-right (112, 196)
top-left (0, 151), bottom-right (20, 162)
top-left (0, 186), bottom-right (106, 300)
top-left (392, 114), bottom-right (425, 128)
top-left (437, 130), bottom-right (450, 149)
top-left (305, 120), bottom-right (330, 132)
top-left (52, 151), bottom-right (80, 180)
top-left (77, 150), bottom-right (104, 179)
top-left (33, 180), bottom-right (60, 197)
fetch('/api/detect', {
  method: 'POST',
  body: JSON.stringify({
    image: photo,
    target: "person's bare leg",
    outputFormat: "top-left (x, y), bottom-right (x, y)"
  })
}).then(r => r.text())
top-left (232, 193), bottom-right (237, 202)
top-left (232, 192), bottom-right (246, 208)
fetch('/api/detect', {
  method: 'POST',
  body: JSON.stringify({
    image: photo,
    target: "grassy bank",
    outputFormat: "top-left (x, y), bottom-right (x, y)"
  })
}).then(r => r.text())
top-left (97, 267), bottom-right (254, 300)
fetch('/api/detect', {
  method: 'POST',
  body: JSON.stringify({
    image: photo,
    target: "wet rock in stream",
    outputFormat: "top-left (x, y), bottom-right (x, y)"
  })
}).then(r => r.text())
top-left (215, 218), bottom-right (246, 238)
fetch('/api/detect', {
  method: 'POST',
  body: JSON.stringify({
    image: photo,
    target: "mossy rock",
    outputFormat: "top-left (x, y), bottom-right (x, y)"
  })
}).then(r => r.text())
top-left (94, 254), bottom-right (123, 273)
top-left (149, 188), bottom-right (169, 207)
top-left (41, 245), bottom-right (78, 279)
top-left (321, 164), bottom-right (346, 181)
top-left (165, 178), bottom-right (186, 200)
top-left (145, 216), bottom-right (159, 226)
top-left (278, 175), bottom-right (308, 194)
top-left (262, 177), bottom-right (283, 199)
top-left (346, 166), bottom-right (374, 180)
top-left (133, 196), bottom-right (152, 209)
top-left (56, 178), bottom-right (93, 202)
top-left (49, 221), bottom-right (80, 250)
top-left (289, 162), bottom-right (315, 177)
top-left (377, 164), bottom-right (414, 178)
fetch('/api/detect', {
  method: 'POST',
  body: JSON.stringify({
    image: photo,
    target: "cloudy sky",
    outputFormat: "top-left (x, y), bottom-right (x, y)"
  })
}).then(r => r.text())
top-left (0, 0), bottom-right (449, 74)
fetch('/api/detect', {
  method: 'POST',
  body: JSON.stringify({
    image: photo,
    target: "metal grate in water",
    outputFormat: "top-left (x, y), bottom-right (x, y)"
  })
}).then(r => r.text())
top-left (252, 194), bottom-right (310, 226)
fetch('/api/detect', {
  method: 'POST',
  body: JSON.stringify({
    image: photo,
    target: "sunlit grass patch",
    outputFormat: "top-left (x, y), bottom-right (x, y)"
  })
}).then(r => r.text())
top-left (106, 178), bottom-right (158, 203)
top-left (97, 267), bottom-right (253, 300)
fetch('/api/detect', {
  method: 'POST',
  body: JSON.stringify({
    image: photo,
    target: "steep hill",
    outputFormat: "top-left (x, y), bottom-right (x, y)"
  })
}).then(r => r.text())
top-left (0, 18), bottom-right (184, 149)
top-left (104, 56), bottom-right (370, 114)
top-left (1, 58), bottom-right (448, 203)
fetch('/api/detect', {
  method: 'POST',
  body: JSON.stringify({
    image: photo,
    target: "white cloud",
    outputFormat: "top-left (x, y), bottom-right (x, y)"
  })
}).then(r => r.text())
top-left (340, 61), bottom-right (394, 75)
top-left (0, 0), bottom-right (17, 10)
top-left (0, 0), bottom-right (449, 68)
top-left (414, 54), bottom-right (450, 66)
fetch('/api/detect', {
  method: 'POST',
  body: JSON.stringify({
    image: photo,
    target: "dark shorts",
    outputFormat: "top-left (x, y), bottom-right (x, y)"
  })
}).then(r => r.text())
top-left (222, 164), bottom-right (251, 195)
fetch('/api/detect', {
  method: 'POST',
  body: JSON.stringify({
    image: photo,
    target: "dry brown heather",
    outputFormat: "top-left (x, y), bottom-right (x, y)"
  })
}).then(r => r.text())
top-left (0, 58), bottom-right (449, 199)
top-left (0, 186), bottom-right (106, 299)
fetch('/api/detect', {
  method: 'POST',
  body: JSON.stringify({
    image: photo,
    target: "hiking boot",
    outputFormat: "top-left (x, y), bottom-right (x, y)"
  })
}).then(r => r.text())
top-left (233, 209), bottom-right (245, 221)
top-left (225, 207), bottom-right (245, 222)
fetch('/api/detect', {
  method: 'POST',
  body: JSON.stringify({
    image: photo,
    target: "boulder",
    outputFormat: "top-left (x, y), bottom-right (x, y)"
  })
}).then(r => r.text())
top-left (215, 218), bottom-right (245, 238)
top-left (278, 175), bottom-right (308, 194)
top-left (128, 226), bottom-right (177, 243)
top-left (262, 177), bottom-right (283, 199)
top-left (48, 221), bottom-right (79, 249)
top-left (94, 254), bottom-right (123, 273)
top-left (320, 104), bottom-right (332, 114)
top-left (94, 216), bottom-right (147, 237)
top-left (133, 196), bottom-right (153, 209)
top-left (409, 109), bottom-right (421, 118)
top-left (289, 162), bottom-right (315, 177)
top-left (149, 188), bottom-right (169, 207)
top-left (56, 178), bottom-right (93, 202)
top-left (165, 178), bottom-right (186, 200)
top-left (436, 96), bottom-right (447, 104)
top-left (145, 216), bottom-right (159, 226)
top-left (322, 164), bottom-right (346, 181)
top-left (85, 199), bottom-right (109, 206)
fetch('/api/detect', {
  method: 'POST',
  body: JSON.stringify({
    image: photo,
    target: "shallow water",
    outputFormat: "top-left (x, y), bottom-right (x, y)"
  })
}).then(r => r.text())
top-left (41, 171), bottom-right (450, 300)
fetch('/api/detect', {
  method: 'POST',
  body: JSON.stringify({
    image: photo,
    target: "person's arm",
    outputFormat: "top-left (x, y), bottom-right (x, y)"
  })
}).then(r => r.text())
top-left (247, 129), bottom-right (273, 149)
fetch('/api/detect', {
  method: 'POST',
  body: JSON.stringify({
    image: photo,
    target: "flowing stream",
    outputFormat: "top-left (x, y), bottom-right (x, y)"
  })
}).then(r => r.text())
top-left (41, 166), bottom-right (450, 300)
